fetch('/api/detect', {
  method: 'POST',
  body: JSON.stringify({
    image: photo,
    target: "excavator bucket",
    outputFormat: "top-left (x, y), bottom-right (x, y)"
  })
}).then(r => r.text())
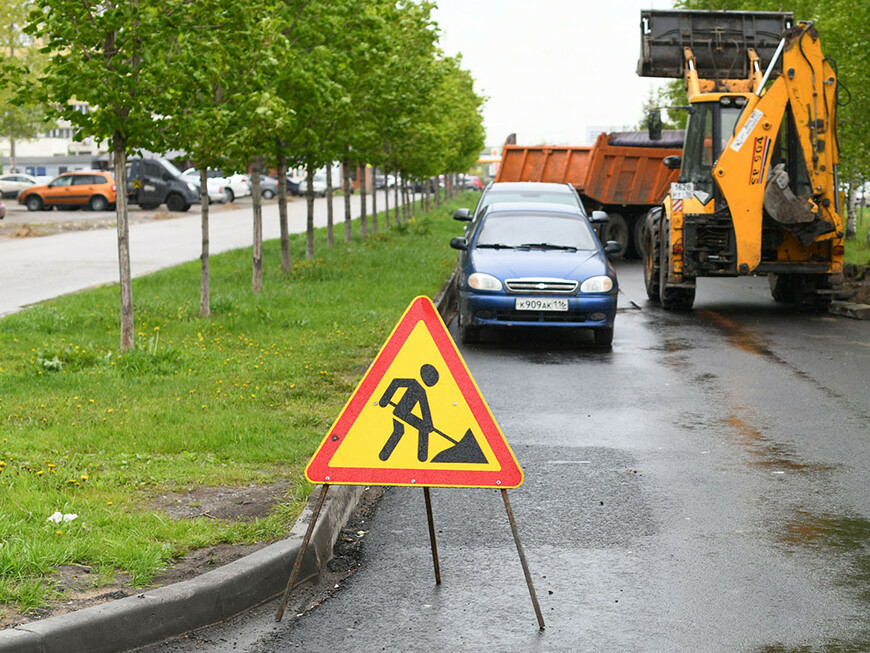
top-left (637, 9), bottom-right (793, 80)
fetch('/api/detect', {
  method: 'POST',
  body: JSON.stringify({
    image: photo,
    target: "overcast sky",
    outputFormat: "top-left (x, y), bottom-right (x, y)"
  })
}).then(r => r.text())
top-left (431, 0), bottom-right (674, 148)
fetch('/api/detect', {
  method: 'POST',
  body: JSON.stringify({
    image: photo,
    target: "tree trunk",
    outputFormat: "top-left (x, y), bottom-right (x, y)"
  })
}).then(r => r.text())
top-left (371, 164), bottom-right (378, 233)
top-left (393, 171), bottom-right (400, 226)
top-left (384, 165), bottom-right (390, 229)
top-left (251, 157), bottom-right (263, 293)
top-left (359, 164), bottom-right (368, 239)
top-left (278, 154), bottom-right (290, 273)
top-left (343, 159), bottom-right (352, 244)
top-left (306, 160), bottom-right (315, 259)
top-left (326, 164), bottom-right (334, 247)
top-left (113, 135), bottom-right (134, 351)
top-left (200, 168), bottom-right (210, 318)
top-left (846, 180), bottom-right (858, 239)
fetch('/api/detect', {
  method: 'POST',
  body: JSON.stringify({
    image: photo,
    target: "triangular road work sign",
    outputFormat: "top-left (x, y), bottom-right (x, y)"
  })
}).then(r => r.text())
top-left (305, 296), bottom-right (523, 488)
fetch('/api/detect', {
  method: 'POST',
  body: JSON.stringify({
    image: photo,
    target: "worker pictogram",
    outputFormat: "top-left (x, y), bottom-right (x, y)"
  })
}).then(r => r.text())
top-left (305, 296), bottom-right (523, 488)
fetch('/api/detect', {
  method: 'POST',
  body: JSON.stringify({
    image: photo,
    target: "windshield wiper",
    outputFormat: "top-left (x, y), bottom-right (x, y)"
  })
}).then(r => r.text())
top-left (476, 243), bottom-right (517, 249)
top-left (517, 242), bottom-right (577, 251)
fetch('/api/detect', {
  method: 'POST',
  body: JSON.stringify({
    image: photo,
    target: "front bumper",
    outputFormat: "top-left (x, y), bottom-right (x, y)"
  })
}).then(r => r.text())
top-left (459, 291), bottom-right (617, 329)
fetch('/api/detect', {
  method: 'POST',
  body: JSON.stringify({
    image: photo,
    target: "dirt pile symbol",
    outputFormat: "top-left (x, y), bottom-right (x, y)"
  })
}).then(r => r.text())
top-left (378, 363), bottom-right (487, 465)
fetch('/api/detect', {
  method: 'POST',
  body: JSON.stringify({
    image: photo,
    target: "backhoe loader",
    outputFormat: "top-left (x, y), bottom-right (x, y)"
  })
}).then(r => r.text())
top-left (639, 10), bottom-right (843, 309)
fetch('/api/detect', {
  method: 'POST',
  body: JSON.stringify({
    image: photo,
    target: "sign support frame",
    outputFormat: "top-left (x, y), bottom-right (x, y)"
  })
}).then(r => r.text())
top-left (274, 485), bottom-right (545, 630)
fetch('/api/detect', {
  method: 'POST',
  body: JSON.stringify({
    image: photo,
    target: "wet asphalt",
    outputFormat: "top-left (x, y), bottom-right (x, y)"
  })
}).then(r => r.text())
top-left (142, 261), bottom-right (870, 652)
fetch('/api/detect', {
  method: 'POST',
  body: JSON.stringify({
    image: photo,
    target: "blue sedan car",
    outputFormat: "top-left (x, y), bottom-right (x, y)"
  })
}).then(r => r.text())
top-left (450, 202), bottom-right (619, 346)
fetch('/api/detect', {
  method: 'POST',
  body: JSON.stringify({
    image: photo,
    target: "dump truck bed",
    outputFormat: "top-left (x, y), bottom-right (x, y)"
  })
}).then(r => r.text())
top-left (496, 131), bottom-right (683, 206)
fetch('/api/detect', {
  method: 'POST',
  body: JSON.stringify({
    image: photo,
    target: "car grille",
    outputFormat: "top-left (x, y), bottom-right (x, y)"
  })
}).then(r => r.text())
top-left (504, 278), bottom-right (578, 294)
top-left (493, 310), bottom-right (588, 323)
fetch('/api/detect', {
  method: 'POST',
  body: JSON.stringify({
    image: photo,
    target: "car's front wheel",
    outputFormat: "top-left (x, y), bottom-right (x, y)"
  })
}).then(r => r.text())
top-left (25, 195), bottom-right (43, 212)
top-left (457, 305), bottom-right (480, 345)
top-left (593, 326), bottom-right (614, 347)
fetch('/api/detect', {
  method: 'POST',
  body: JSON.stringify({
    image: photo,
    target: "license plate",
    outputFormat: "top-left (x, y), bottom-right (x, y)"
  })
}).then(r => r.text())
top-left (515, 297), bottom-right (569, 312)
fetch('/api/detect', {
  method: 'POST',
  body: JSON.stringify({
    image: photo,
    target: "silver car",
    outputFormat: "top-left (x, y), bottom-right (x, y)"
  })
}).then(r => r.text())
top-left (0, 173), bottom-right (39, 199)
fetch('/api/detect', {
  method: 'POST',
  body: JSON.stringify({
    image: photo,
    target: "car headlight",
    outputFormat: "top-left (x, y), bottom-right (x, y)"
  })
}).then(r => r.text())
top-left (468, 272), bottom-right (503, 291)
top-left (580, 276), bottom-right (614, 293)
top-left (186, 182), bottom-right (197, 192)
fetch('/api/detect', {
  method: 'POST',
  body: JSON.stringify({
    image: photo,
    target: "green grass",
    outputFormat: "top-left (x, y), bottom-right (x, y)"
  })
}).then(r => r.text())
top-left (845, 207), bottom-right (870, 268)
top-left (0, 194), bottom-right (470, 615)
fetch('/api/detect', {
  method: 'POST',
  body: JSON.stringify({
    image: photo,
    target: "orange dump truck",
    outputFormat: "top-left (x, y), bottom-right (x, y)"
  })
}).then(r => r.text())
top-left (495, 130), bottom-right (683, 257)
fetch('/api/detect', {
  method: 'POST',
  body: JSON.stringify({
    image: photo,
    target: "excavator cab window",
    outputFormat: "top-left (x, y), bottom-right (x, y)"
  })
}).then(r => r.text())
top-left (681, 97), bottom-right (747, 199)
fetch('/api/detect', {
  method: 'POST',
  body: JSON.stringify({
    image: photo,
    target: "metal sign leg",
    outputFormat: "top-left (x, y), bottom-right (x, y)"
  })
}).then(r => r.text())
top-left (275, 483), bottom-right (330, 622)
top-left (501, 489), bottom-right (545, 630)
top-left (423, 487), bottom-right (442, 585)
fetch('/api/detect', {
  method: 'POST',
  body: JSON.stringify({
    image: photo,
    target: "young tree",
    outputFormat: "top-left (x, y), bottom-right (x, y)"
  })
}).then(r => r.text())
top-left (25, 0), bottom-right (186, 350)
top-left (0, 0), bottom-right (49, 171)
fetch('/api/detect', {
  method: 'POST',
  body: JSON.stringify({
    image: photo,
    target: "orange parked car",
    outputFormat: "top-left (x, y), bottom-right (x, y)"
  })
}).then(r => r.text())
top-left (18, 170), bottom-right (116, 212)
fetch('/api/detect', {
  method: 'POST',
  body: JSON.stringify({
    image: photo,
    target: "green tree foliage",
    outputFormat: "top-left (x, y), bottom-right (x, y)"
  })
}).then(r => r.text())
top-left (25, 0), bottom-right (191, 350)
top-left (0, 0), bottom-right (49, 168)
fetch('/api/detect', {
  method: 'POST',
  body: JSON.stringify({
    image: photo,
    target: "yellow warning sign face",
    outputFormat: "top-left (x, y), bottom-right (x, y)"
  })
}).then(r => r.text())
top-left (305, 296), bottom-right (523, 488)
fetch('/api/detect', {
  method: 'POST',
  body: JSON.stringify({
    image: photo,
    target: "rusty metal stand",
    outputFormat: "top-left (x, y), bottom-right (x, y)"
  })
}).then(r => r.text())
top-left (501, 489), bottom-right (545, 630)
top-left (275, 483), bottom-right (330, 622)
top-left (423, 487), bottom-right (442, 584)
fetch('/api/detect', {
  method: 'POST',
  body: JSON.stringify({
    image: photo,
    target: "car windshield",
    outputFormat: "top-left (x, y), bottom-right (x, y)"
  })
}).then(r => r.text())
top-left (475, 211), bottom-right (598, 250)
top-left (159, 160), bottom-right (184, 177)
top-left (476, 189), bottom-right (582, 218)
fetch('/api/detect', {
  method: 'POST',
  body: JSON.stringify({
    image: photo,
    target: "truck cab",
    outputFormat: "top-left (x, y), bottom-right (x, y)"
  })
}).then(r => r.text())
top-left (126, 158), bottom-right (199, 212)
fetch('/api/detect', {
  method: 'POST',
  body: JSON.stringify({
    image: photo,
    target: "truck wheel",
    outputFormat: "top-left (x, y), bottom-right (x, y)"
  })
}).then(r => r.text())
top-left (659, 221), bottom-right (695, 310)
top-left (633, 215), bottom-right (649, 260)
top-left (603, 213), bottom-right (628, 259)
top-left (769, 274), bottom-right (796, 302)
top-left (166, 193), bottom-right (190, 212)
top-left (643, 210), bottom-right (661, 300)
top-left (796, 275), bottom-right (833, 311)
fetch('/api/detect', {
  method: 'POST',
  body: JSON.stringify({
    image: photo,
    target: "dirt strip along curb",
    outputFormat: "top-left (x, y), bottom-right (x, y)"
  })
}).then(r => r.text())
top-left (0, 272), bottom-right (459, 653)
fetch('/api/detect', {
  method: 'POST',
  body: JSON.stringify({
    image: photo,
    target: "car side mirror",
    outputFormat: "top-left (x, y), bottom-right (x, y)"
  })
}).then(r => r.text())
top-left (604, 241), bottom-right (622, 255)
top-left (450, 237), bottom-right (467, 250)
top-left (453, 208), bottom-right (471, 221)
top-left (648, 110), bottom-right (663, 141)
top-left (589, 210), bottom-right (609, 224)
top-left (663, 155), bottom-right (682, 170)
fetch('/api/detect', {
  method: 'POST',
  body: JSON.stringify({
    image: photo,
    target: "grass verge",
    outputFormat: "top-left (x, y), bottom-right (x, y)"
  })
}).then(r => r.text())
top-left (0, 194), bottom-right (471, 618)
top-left (845, 208), bottom-right (869, 268)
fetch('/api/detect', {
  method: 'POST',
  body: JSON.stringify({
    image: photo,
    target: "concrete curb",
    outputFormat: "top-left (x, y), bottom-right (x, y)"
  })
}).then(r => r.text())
top-left (0, 484), bottom-right (363, 653)
top-left (0, 278), bottom-right (459, 653)
top-left (829, 300), bottom-right (870, 320)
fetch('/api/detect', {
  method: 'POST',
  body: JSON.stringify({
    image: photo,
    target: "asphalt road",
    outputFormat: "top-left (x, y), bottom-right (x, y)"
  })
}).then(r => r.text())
top-left (137, 261), bottom-right (870, 652)
top-left (0, 190), bottom-right (396, 317)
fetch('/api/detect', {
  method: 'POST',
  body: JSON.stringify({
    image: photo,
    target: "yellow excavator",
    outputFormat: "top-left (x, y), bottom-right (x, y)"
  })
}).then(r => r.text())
top-left (639, 10), bottom-right (844, 309)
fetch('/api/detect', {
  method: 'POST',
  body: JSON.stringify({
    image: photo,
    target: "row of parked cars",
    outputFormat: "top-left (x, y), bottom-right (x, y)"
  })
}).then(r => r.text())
top-left (3, 162), bottom-right (269, 213)
top-left (450, 181), bottom-right (619, 347)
